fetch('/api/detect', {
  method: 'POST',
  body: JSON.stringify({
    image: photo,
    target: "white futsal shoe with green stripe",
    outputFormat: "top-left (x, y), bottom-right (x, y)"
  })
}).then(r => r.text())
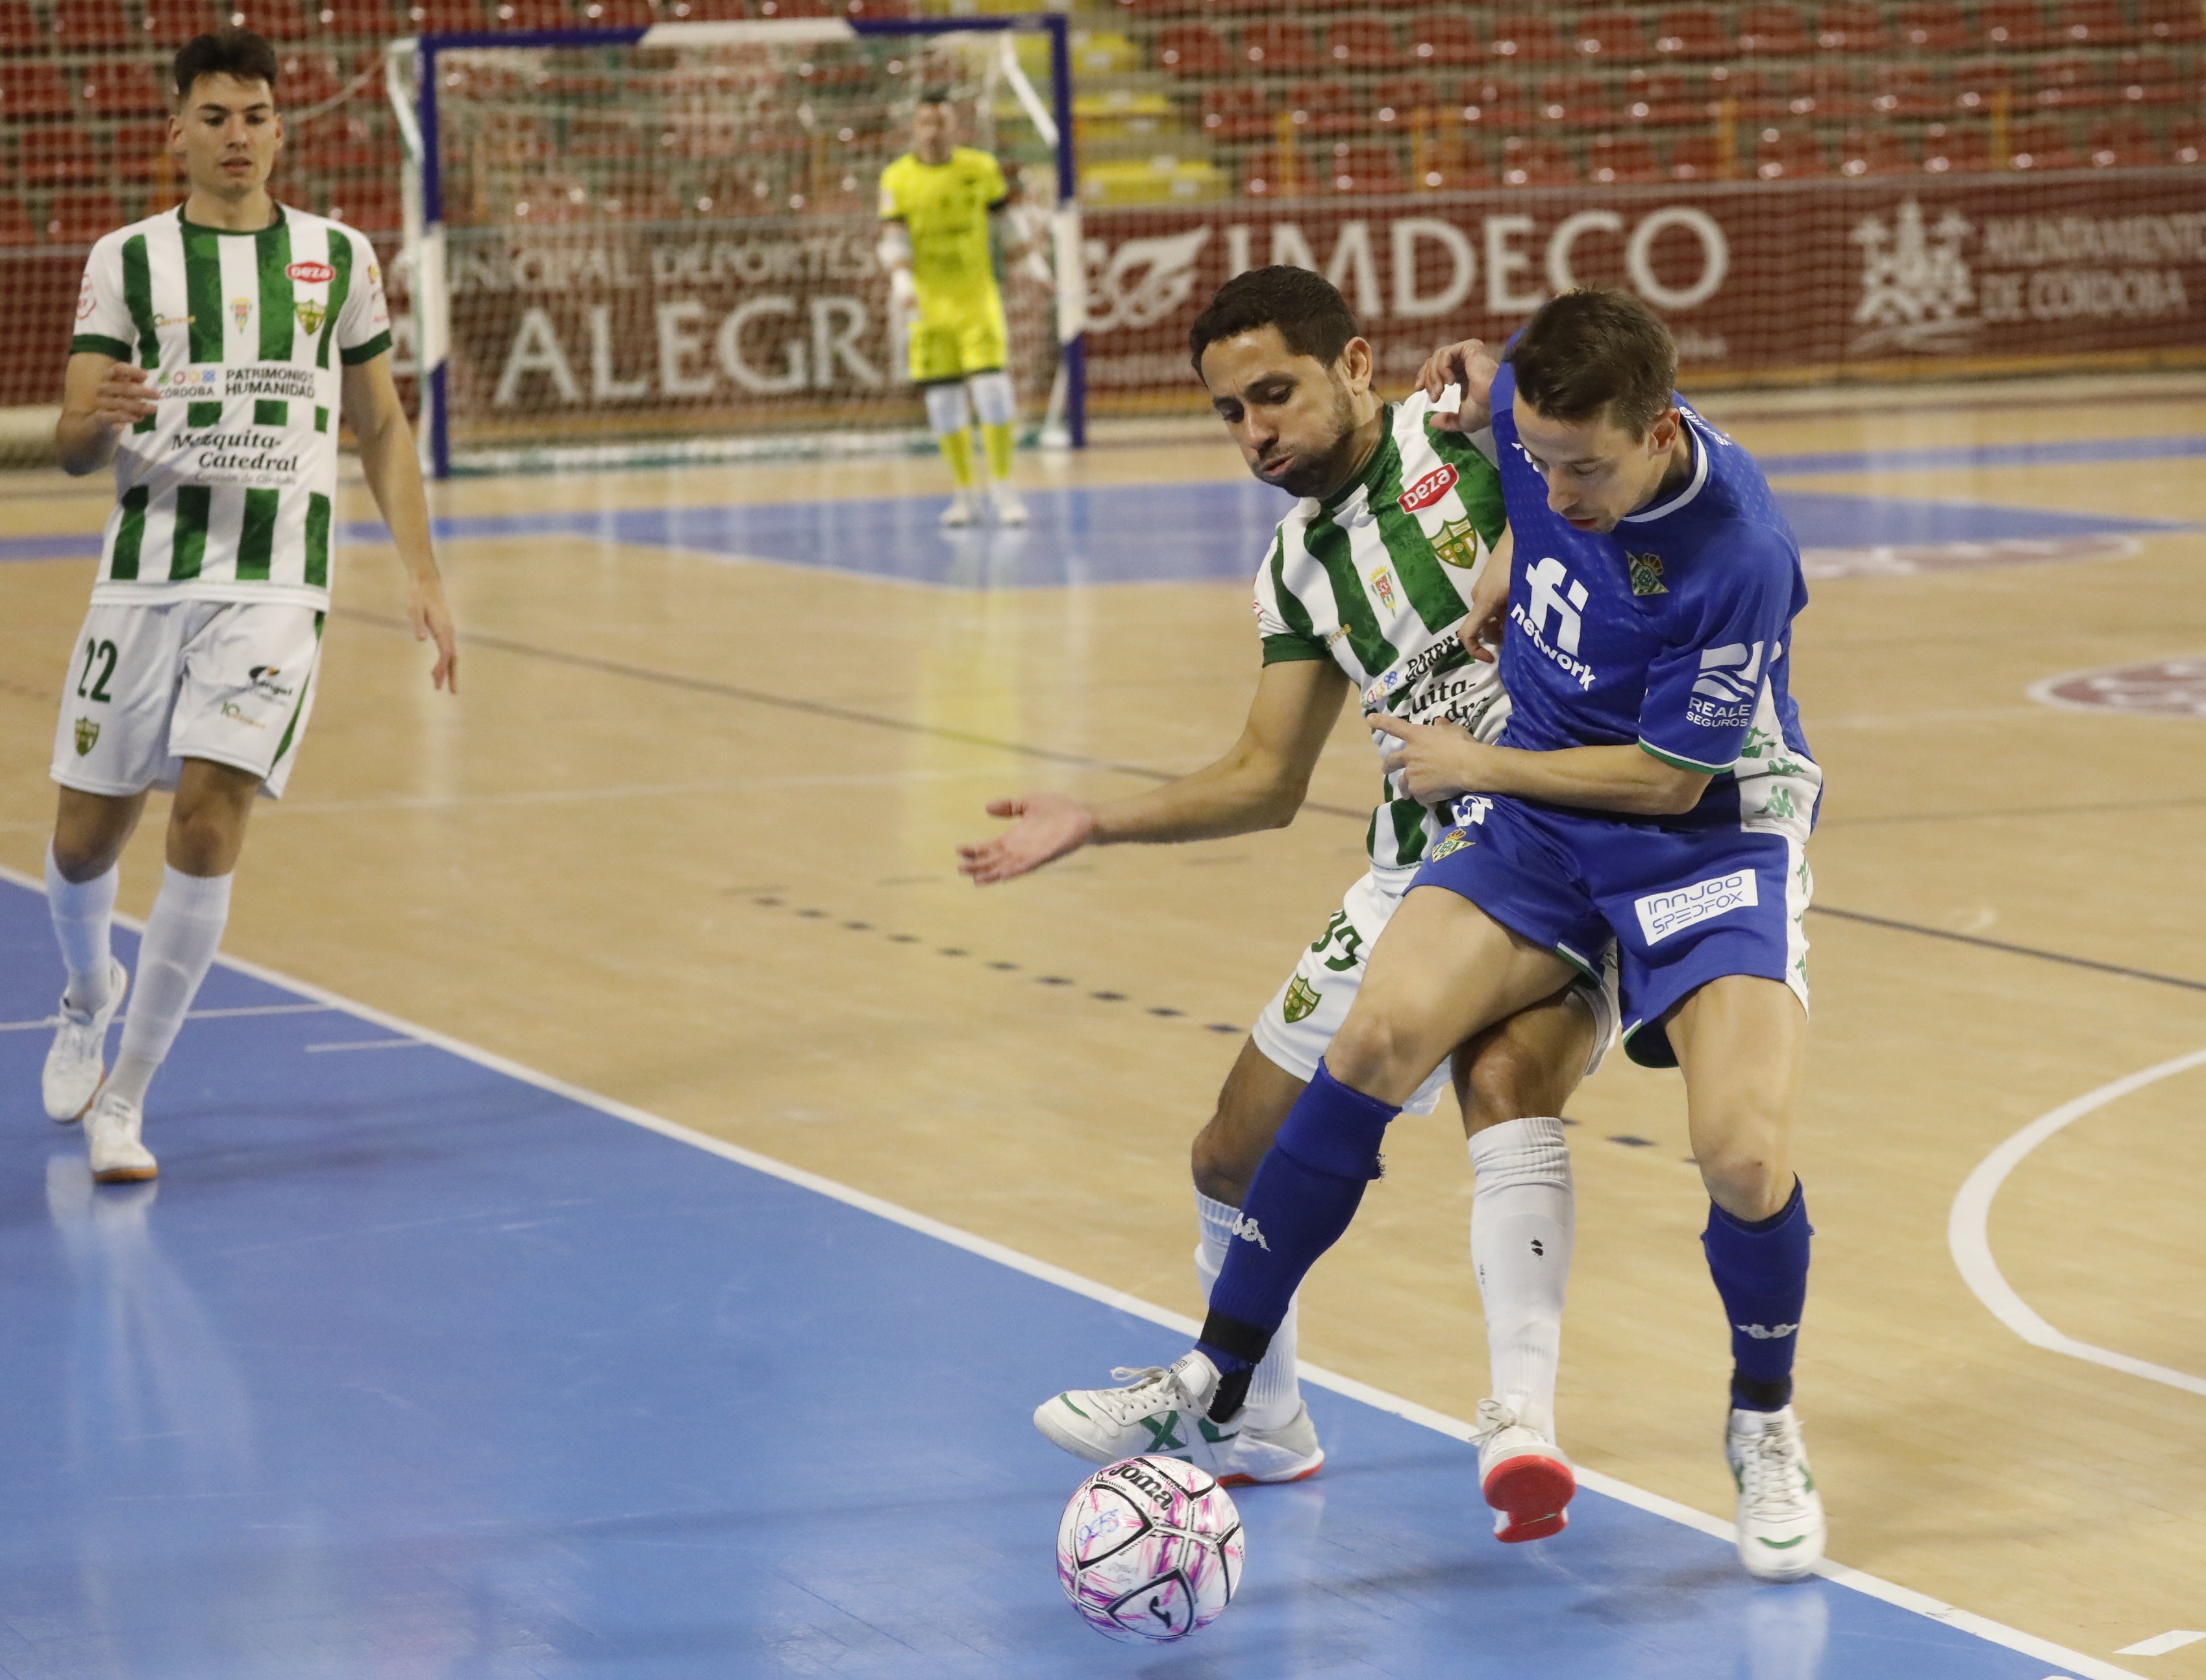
top-left (1034, 1352), bottom-right (1237, 1472)
top-left (1728, 1405), bottom-right (1826, 1580)
top-left (42, 959), bottom-right (128, 1123)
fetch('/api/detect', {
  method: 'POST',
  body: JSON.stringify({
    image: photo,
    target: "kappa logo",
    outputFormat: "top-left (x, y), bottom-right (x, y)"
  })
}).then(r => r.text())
top-left (1231, 1213), bottom-right (1270, 1251)
top-left (1735, 1322), bottom-right (1799, 1340)
top-left (1636, 870), bottom-right (1758, 944)
top-left (286, 260), bottom-right (335, 285)
top-left (1398, 462), bottom-right (1459, 514)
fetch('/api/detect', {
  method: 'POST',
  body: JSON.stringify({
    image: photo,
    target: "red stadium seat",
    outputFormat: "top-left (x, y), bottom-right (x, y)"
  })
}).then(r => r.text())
top-left (1871, 64), bottom-right (1945, 117)
top-left (1406, 10), bottom-right (1481, 66)
top-left (50, 0), bottom-right (136, 46)
top-left (1589, 131), bottom-right (1663, 180)
top-left (1319, 142), bottom-right (1406, 193)
top-left (1704, 62), bottom-right (1783, 117)
top-left (20, 128), bottom-right (106, 185)
top-left (1896, 1), bottom-right (1979, 49)
top-left (146, 1), bottom-right (220, 45)
top-left (2112, 49), bottom-right (2186, 101)
top-left (1667, 130), bottom-right (1731, 179)
top-left (0, 195), bottom-right (39, 246)
top-left (47, 190), bottom-right (128, 245)
top-left (111, 119), bottom-right (179, 180)
top-left (1539, 74), bottom-right (1616, 127)
top-left (1735, 4), bottom-right (1813, 55)
top-left (1500, 135), bottom-right (1578, 184)
top-left (1920, 120), bottom-right (1992, 171)
top-left (1816, 2), bottom-right (1892, 49)
top-left (1978, 0), bottom-right (2059, 47)
top-left (2088, 113), bottom-right (2163, 162)
top-left (2055, 0), bottom-right (2145, 43)
top-left (1488, 10), bottom-right (1572, 62)
top-left (1154, 25), bottom-right (1231, 76)
top-left (1324, 18), bottom-right (1400, 68)
top-left (2007, 114), bottom-right (2083, 166)
top-left (1574, 10), bottom-right (1654, 61)
top-left (81, 58), bottom-right (171, 116)
top-left (1837, 126), bottom-right (1915, 174)
top-left (1783, 64), bottom-right (1866, 119)
top-left (1655, 5), bottom-right (1735, 58)
top-left (277, 49), bottom-right (345, 106)
top-left (1754, 125), bottom-right (1829, 177)
top-left (1369, 77), bottom-right (1437, 129)
top-left (1239, 21), bottom-right (1320, 72)
top-left (0, 63), bottom-right (78, 121)
top-left (317, 0), bottom-right (402, 36)
top-left (2033, 51), bottom-right (2111, 106)
top-left (0, 5), bottom-right (40, 45)
top-left (2140, 0), bottom-right (2205, 39)
top-left (408, 0), bottom-right (488, 29)
top-left (1416, 134), bottom-right (1494, 188)
top-left (1952, 56), bottom-right (2017, 111)
top-left (1459, 74), bottom-right (1536, 129)
top-left (323, 180), bottom-right (402, 230)
top-left (1240, 143), bottom-right (1302, 197)
top-left (1201, 83), bottom-right (1275, 140)
top-left (1620, 69), bottom-right (1702, 123)
top-left (2170, 116), bottom-right (2205, 160)
top-left (1287, 80), bottom-right (1359, 137)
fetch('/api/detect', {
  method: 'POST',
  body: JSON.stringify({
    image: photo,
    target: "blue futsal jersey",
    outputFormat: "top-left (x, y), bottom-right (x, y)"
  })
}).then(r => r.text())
top-left (1489, 360), bottom-right (1819, 832)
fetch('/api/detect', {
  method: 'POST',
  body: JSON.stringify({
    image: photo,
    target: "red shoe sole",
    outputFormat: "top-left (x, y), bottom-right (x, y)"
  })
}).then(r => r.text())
top-left (1218, 1455), bottom-right (1324, 1488)
top-left (1484, 1452), bottom-right (1574, 1543)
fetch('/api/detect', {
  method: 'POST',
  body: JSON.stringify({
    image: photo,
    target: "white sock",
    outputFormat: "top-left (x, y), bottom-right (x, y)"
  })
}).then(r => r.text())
top-left (1467, 1117), bottom-right (1574, 1440)
top-left (46, 845), bottom-right (119, 1013)
top-left (106, 866), bottom-right (232, 1109)
top-left (1196, 1191), bottom-right (1302, 1430)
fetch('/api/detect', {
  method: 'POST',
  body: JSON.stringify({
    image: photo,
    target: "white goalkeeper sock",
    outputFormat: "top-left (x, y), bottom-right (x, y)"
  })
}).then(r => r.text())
top-left (1196, 1189), bottom-right (1302, 1430)
top-left (106, 866), bottom-right (232, 1110)
top-left (46, 845), bottom-right (119, 1013)
top-left (1467, 1117), bottom-right (1574, 1440)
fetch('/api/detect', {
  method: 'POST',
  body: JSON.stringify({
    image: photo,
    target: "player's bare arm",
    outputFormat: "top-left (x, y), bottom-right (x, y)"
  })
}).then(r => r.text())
top-left (343, 353), bottom-right (458, 693)
top-left (959, 658), bottom-right (1350, 883)
top-left (1371, 715), bottom-right (1710, 816)
top-left (56, 354), bottom-right (156, 475)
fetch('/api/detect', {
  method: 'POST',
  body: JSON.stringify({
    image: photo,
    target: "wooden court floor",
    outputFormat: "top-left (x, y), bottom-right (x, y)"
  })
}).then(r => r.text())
top-left (3, 375), bottom-right (2205, 1671)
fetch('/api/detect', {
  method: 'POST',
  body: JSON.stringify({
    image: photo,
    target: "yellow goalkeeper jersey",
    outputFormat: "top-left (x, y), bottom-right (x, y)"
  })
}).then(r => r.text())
top-left (878, 147), bottom-right (1009, 310)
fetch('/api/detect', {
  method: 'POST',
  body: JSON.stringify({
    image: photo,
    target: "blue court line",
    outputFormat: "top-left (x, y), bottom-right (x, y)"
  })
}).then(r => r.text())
top-left (0, 872), bottom-right (2136, 1679)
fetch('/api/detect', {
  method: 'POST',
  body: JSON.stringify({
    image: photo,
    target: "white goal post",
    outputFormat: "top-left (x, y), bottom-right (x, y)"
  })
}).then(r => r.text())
top-left (384, 15), bottom-right (1085, 477)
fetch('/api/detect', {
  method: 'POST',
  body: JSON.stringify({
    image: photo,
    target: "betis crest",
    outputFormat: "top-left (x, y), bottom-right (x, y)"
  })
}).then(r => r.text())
top-left (1628, 551), bottom-right (1668, 595)
top-left (295, 298), bottom-right (327, 336)
top-left (1432, 515), bottom-right (1481, 569)
top-left (1281, 975), bottom-right (1322, 1024)
top-left (1427, 826), bottom-right (1473, 861)
top-left (73, 718), bottom-right (99, 755)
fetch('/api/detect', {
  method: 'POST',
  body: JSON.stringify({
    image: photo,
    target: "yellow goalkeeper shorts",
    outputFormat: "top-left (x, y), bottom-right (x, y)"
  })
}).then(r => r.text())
top-left (910, 293), bottom-right (1008, 385)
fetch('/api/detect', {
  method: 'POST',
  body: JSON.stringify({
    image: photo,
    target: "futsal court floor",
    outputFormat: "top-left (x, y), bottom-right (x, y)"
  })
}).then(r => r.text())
top-left (1, 368), bottom-right (2203, 1677)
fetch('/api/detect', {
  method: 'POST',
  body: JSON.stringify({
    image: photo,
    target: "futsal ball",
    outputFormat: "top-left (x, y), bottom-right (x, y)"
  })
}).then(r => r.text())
top-left (1056, 1454), bottom-right (1244, 1643)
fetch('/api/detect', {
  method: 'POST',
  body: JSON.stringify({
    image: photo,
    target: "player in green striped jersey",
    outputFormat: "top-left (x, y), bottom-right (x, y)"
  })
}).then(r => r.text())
top-left (965, 270), bottom-right (1608, 1535)
top-left (40, 29), bottom-right (456, 1185)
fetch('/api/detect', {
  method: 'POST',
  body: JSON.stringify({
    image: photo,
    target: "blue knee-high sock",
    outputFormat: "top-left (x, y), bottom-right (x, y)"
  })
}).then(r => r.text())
top-left (1701, 1180), bottom-right (1812, 1412)
top-left (1196, 1063), bottom-right (1397, 1411)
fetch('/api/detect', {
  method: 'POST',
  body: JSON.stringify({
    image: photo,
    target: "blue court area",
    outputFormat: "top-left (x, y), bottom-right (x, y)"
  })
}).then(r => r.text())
top-left (0, 874), bottom-right (2107, 1679)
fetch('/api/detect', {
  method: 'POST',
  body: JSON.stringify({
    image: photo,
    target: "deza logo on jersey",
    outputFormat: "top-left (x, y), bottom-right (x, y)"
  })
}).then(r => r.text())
top-left (1398, 462), bottom-right (1458, 514)
top-left (1635, 870), bottom-right (1759, 944)
top-left (1511, 557), bottom-right (1598, 690)
top-left (286, 261), bottom-right (335, 285)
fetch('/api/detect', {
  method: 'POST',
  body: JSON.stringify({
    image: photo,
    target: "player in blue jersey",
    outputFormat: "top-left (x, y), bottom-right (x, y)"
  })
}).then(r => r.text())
top-left (1056, 290), bottom-right (1827, 1581)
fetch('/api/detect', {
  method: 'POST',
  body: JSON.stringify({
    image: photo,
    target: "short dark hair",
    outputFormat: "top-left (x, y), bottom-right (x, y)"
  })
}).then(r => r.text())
top-left (1506, 289), bottom-right (1677, 439)
top-left (173, 28), bottom-right (280, 104)
top-left (1189, 266), bottom-right (1359, 376)
top-left (915, 88), bottom-right (952, 108)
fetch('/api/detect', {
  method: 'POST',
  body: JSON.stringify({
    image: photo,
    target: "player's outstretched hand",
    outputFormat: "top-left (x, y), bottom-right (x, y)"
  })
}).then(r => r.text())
top-left (958, 793), bottom-right (1096, 885)
top-left (1461, 556), bottom-right (1509, 665)
top-left (1416, 338), bottom-right (1500, 434)
top-left (410, 573), bottom-right (459, 693)
top-left (92, 363), bottom-right (156, 432)
top-left (1369, 713), bottom-right (1487, 805)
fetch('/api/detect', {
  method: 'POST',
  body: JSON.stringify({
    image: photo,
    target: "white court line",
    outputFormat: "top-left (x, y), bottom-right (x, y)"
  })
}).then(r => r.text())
top-left (303, 1038), bottom-right (425, 1054)
top-left (1950, 1048), bottom-right (2206, 1400)
top-left (2118, 1631), bottom-right (2206, 1657)
top-left (0, 1002), bottom-right (334, 1033)
top-left (0, 863), bottom-right (2139, 1680)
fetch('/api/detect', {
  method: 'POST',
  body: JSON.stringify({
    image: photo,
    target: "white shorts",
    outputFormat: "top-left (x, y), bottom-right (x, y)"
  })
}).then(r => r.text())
top-left (50, 599), bottom-right (325, 800)
top-left (1250, 871), bottom-right (1619, 1117)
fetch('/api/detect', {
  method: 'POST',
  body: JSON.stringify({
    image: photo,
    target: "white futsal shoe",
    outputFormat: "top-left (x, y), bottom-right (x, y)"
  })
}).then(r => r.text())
top-left (1216, 1401), bottom-right (1324, 1487)
top-left (1473, 1396), bottom-right (1576, 1542)
top-left (42, 958), bottom-right (128, 1123)
top-left (1034, 1352), bottom-right (1235, 1472)
top-left (84, 1090), bottom-right (158, 1184)
top-left (990, 485), bottom-right (1028, 526)
top-left (1728, 1405), bottom-right (1826, 1580)
top-left (939, 488), bottom-right (980, 528)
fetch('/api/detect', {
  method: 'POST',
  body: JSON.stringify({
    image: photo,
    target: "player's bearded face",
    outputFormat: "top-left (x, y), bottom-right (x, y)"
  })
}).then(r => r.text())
top-left (1204, 334), bottom-right (1371, 500)
top-left (1513, 398), bottom-right (1679, 535)
top-left (175, 74), bottom-right (283, 201)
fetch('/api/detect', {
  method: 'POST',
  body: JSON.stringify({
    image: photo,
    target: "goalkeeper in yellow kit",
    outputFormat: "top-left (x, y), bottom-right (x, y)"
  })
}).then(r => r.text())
top-left (879, 93), bottom-right (1028, 528)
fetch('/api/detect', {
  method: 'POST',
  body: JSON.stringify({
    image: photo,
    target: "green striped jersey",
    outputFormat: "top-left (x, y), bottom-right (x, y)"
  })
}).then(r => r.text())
top-left (1254, 391), bottom-right (1510, 887)
top-left (71, 205), bottom-right (392, 608)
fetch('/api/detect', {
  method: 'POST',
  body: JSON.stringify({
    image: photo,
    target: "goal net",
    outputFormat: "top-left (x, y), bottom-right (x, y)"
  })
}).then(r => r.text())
top-left (389, 16), bottom-right (1082, 476)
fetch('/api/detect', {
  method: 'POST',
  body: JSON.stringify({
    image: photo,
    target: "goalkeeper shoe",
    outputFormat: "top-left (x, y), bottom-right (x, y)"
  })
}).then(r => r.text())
top-left (1217, 1402), bottom-right (1324, 1485)
top-left (991, 485), bottom-right (1028, 526)
top-left (86, 1090), bottom-right (157, 1184)
top-left (1728, 1405), bottom-right (1825, 1580)
top-left (1474, 1396), bottom-right (1575, 1542)
top-left (43, 958), bottom-right (127, 1122)
top-left (1034, 1352), bottom-right (1234, 1472)
top-left (939, 489), bottom-right (980, 529)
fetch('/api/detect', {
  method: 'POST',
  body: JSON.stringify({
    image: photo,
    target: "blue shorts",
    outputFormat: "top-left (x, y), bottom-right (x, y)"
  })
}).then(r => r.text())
top-left (1412, 795), bottom-right (1811, 1069)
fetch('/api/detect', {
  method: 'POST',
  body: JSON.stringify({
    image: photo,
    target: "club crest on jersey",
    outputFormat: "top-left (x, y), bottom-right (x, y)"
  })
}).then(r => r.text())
top-left (73, 719), bottom-right (99, 756)
top-left (1398, 462), bottom-right (1458, 513)
top-left (295, 299), bottom-right (326, 335)
top-left (1433, 514), bottom-right (1481, 569)
top-left (230, 296), bottom-right (252, 330)
top-left (1428, 827), bottom-right (1474, 861)
top-left (1369, 567), bottom-right (1398, 611)
top-left (1281, 975), bottom-right (1322, 1023)
top-left (1628, 551), bottom-right (1668, 595)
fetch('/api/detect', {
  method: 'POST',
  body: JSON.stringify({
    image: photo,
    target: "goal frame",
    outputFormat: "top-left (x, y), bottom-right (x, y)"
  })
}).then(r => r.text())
top-left (384, 14), bottom-right (1085, 478)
